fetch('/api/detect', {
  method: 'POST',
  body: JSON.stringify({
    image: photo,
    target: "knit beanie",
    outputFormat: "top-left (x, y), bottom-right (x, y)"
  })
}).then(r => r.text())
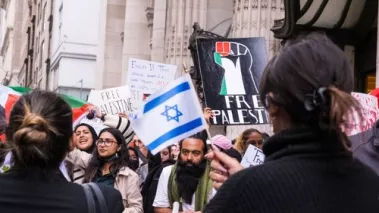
top-left (211, 135), bottom-right (232, 150)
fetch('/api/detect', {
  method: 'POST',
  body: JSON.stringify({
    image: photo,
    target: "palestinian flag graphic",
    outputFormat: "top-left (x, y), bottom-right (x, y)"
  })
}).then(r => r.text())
top-left (0, 85), bottom-right (90, 136)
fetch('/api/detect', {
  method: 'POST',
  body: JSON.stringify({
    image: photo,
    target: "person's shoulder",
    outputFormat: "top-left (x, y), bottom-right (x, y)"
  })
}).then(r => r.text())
top-left (225, 161), bottom-right (281, 187)
top-left (225, 148), bottom-right (242, 162)
top-left (118, 166), bottom-right (139, 178)
top-left (96, 184), bottom-right (124, 213)
top-left (161, 164), bottom-right (174, 176)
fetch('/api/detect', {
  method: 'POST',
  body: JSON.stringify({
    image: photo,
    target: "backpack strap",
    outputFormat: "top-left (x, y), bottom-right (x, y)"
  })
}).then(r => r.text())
top-left (88, 183), bottom-right (108, 213)
top-left (82, 184), bottom-right (95, 213)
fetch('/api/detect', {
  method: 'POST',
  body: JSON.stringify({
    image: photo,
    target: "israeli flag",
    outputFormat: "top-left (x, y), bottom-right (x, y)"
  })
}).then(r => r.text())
top-left (131, 74), bottom-right (207, 155)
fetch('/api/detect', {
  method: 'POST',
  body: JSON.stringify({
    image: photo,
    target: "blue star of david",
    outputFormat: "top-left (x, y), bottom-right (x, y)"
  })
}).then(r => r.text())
top-left (161, 105), bottom-right (183, 122)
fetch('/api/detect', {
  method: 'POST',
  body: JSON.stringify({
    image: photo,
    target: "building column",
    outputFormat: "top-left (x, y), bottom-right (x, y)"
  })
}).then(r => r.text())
top-left (164, 0), bottom-right (208, 77)
top-left (226, 0), bottom-right (284, 139)
top-left (95, 0), bottom-right (109, 90)
top-left (150, 0), bottom-right (167, 63)
top-left (121, 0), bottom-right (151, 86)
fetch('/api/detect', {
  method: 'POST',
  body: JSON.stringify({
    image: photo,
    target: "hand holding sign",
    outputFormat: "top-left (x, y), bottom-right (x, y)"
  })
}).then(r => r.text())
top-left (118, 112), bottom-right (129, 119)
top-left (203, 107), bottom-right (215, 121)
top-left (203, 107), bottom-right (215, 129)
top-left (87, 105), bottom-right (103, 119)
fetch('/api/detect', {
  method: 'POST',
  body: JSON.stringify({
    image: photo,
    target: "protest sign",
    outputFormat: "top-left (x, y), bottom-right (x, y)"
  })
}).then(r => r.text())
top-left (87, 85), bottom-right (133, 116)
top-left (345, 92), bottom-right (379, 136)
top-left (127, 58), bottom-right (177, 117)
top-left (240, 145), bottom-right (265, 168)
top-left (127, 58), bottom-right (177, 94)
top-left (195, 38), bottom-right (269, 125)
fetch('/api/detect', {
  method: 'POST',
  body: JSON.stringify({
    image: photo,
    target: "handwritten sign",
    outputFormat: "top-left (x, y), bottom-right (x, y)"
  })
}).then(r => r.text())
top-left (240, 145), bottom-right (265, 168)
top-left (127, 58), bottom-right (177, 93)
top-left (87, 86), bottom-right (133, 116)
top-left (127, 58), bottom-right (177, 118)
top-left (345, 92), bottom-right (379, 136)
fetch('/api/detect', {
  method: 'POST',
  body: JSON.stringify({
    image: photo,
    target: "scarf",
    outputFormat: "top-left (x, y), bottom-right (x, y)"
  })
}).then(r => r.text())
top-left (168, 162), bottom-right (212, 212)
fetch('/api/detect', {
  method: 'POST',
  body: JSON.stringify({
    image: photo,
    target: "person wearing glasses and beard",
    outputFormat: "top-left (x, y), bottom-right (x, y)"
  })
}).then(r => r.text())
top-left (153, 130), bottom-right (215, 213)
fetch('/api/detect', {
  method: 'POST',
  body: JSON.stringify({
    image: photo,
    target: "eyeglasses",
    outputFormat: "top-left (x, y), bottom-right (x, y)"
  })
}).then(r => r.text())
top-left (181, 149), bottom-right (202, 157)
top-left (96, 139), bottom-right (117, 147)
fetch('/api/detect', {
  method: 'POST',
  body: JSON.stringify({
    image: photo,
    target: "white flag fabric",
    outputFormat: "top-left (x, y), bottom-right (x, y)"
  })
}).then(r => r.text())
top-left (131, 74), bottom-right (206, 155)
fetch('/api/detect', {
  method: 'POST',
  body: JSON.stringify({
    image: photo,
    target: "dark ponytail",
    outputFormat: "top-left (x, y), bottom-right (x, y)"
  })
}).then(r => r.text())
top-left (323, 86), bottom-right (362, 149)
top-left (5, 90), bottom-right (73, 178)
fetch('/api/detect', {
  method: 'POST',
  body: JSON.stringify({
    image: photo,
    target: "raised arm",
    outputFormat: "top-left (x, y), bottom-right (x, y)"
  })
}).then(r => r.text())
top-left (86, 106), bottom-right (135, 144)
top-left (66, 148), bottom-right (92, 169)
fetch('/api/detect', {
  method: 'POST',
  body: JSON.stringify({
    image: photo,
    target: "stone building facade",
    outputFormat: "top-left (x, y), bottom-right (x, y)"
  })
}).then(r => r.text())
top-left (1, 0), bottom-right (377, 139)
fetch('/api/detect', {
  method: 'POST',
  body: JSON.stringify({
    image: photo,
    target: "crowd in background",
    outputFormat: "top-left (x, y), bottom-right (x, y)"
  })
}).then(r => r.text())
top-left (1, 33), bottom-right (379, 213)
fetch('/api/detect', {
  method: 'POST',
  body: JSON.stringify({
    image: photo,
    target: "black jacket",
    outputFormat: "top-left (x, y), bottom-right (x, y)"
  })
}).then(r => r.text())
top-left (205, 127), bottom-right (379, 213)
top-left (0, 170), bottom-right (124, 213)
top-left (350, 120), bottom-right (379, 175)
top-left (141, 159), bottom-right (176, 213)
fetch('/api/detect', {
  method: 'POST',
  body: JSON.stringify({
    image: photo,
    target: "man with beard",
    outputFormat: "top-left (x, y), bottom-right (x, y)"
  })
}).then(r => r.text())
top-left (153, 130), bottom-right (215, 213)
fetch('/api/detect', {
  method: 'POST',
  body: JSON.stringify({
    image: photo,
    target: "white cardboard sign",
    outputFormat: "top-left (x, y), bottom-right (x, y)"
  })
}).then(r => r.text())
top-left (87, 85), bottom-right (133, 116)
top-left (240, 145), bottom-right (265, 168)
top-left (127, 58), bottom-right (177, 118)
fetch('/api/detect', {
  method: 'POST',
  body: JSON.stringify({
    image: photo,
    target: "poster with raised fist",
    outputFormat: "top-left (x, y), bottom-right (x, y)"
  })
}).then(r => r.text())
top-left (195, 38), bottom-right (268, 125)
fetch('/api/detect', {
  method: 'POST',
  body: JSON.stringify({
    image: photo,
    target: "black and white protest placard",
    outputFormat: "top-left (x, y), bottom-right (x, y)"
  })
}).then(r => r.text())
top-left (196, 38), bottom-right (269, 125)
top-left (87, 86), bottom-right (133, 116)
top-left (240, 145), bottom-right (265, 168)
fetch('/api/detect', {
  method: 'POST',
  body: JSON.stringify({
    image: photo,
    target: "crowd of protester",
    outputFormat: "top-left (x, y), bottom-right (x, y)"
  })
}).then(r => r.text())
top-left (1, 33), bottom-right (379, 213)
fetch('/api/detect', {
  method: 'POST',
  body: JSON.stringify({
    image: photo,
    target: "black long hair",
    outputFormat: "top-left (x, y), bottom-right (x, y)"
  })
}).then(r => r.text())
top-left (83, 128), bottom-right (131, 183)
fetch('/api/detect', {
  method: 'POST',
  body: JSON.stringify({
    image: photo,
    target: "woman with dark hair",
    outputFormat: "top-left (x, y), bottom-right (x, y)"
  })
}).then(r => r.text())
top-left (0, 90), bottom-right (123, 213)
top-left (205, 33), bottom-right (379, 213)
top-left (68, 127), bottom-right (143, 213)
top-left (65, 123), bottom-right (98, 183)
top-left (127, 147), bottom-right (140, 172)
top-left (73, 123), bottom-right (98, 153)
